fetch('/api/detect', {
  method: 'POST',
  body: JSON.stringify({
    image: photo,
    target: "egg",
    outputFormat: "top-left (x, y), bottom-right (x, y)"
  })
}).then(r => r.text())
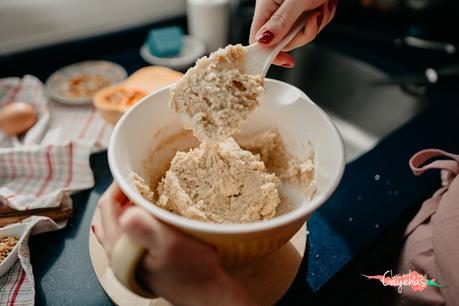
top-left (0, 102), bottom-right (37, 136)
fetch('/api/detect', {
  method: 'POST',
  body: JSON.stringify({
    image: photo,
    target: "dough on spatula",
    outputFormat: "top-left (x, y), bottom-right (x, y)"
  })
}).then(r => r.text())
top-left (169, 44), bottom-right (264, 142)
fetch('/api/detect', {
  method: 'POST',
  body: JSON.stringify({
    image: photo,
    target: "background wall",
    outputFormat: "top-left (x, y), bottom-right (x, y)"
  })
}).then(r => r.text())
top-left (0, 0), bottom-right (186, 55)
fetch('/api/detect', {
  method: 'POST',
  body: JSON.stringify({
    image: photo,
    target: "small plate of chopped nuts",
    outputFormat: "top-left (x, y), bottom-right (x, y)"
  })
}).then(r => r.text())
top-left (46, 60), bottom-right (127, 105)
top-left (0, 223), bottom-right (28, 277)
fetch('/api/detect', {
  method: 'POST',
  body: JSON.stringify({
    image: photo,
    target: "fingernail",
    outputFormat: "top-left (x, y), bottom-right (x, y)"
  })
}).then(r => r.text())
top-left (256, 30), bottom-right (275, 44)
top-left (91, 224), bottom-right (96, 234)
top-left (282, 62), bottom-right (294, 68)
top-left (317, 11), bottom-right (324, 28)
top-left (328, 0), bottom-right (334, 12)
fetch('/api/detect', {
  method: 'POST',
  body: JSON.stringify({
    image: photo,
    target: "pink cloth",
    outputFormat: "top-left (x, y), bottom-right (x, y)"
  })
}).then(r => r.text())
top-left (0, 75), bottom-right (112, 305)
top-left (397, 149), bottom-right (459, 306)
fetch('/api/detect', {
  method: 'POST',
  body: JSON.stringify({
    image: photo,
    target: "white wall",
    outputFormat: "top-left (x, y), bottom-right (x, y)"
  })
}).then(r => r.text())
top-left (0, 0), bottom-right (186, 55)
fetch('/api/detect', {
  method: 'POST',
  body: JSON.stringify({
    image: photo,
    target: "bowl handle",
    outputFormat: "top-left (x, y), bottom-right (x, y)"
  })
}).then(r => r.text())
top-left (110, 234), bottom-right (157, 298)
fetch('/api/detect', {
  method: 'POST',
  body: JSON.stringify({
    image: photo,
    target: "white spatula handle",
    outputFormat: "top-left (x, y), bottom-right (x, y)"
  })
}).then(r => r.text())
top-left (244, 12), bottom-right (308, 77)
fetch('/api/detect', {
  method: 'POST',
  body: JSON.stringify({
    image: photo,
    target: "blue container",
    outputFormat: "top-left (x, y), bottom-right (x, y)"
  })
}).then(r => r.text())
top-left (146, 26), bottom-right (184, 58)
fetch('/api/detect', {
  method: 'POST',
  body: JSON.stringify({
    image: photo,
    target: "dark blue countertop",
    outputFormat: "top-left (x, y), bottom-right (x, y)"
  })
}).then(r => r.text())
top-left (2, 16), bottom-right (458, 306)
top-left (305, 97), bottom-right (449, 291)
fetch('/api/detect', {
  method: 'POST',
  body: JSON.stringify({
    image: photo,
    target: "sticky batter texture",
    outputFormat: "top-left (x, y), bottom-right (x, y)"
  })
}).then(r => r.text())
top-left (169, 44), bottom-right (264, 142)
top-left (236, 131), bottom-right (317, 200)
top-left (155, 138), bottom-right (280, 224)
top-left (132, 44), bottom-right (317, 224)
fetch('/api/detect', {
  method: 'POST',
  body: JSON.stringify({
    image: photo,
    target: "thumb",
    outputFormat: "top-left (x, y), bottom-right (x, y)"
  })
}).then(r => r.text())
top-left (255, 0), bottom-right (325, 47)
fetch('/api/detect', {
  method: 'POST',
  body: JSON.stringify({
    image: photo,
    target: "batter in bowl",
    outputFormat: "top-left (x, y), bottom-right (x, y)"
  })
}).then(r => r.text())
top-left (133, 45), bottom-right (315, 224)
top-left (155, 138), bottom-right (280, 224)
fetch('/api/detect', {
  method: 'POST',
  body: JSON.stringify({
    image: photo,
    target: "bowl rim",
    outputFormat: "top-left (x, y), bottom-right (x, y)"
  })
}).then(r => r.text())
top-left (108, 78), bottom-right (345, 234)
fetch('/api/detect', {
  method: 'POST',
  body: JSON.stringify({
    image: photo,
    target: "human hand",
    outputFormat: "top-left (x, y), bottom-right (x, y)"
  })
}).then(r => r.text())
top-left (250, 0), bottom-right (338, 67)
top-left (93, 182), bottom-right (256, 306)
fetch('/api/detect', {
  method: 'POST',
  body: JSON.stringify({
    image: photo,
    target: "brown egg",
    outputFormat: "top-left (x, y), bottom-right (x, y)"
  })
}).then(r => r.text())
top-left (0, 102), bottom-right (37, 136)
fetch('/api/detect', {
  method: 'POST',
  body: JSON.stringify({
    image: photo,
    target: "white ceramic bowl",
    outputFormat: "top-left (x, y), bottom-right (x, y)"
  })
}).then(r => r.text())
top-left (108, 78), bottom-right (345, 265)
top-left (0, 223), bottom-right (28, 277)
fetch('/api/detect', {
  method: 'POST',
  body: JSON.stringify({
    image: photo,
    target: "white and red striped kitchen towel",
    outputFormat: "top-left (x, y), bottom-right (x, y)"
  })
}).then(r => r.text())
top-left (0, 75), bottom-right (112, 305)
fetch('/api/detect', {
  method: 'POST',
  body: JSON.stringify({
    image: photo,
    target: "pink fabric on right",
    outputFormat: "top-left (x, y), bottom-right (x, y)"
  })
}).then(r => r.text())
top-left (396, 149), bottom-right (459, 306)
top-left (432, 171), bottom-right (459, 305)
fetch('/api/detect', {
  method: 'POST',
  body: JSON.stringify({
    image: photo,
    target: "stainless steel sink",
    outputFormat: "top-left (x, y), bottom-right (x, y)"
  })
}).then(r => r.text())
top-left (268, 44), bottom-right (428, 162)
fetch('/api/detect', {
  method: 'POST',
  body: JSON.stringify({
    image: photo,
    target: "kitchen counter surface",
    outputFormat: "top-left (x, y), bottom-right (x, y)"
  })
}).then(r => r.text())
top-left (2, 17), bottom-right (458, 306)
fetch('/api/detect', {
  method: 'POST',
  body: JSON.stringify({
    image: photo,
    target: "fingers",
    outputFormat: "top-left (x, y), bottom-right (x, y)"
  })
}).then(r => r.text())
top-left (112, 183), bottom-right (129, 204)
top-left (318, 1), bottom-right (334, 32)
top-left (92, 224), bottom-right (105, 245)
top-left (119, 207), bottom-right (161, 252)
top-left (281, 8), bottom-right (322, 52)
top-left (99, 184), bottom-right (122, 241)
top-left (254, 0), bottom-right (304, 46)
top-left (97, 182), bottom-right (129, 253)
top-left (120, 207), bottom-right (214, 259)
top-left (327, 0), bottom-right (338, 25)
top-left (272, 51), bottom-right (295, 67)
top-left (254, 0), bottom-right (327, 47)
top-left (250, 0), bottom-right (282, 44)
top-left (250, 0), bottom-right (338, 68)
top-left (281, 1), bottom-right (338, 52)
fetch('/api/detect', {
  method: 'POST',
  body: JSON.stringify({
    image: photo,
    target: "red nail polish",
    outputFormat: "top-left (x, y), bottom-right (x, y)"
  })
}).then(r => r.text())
top-left (282, 62), bottom-right (294, 68)
top-left (91, 224), bottom-right (96, 234)
top-left (317, 11), bottom-right (324, 28)
top-left (257, 30), bottom-right (274, 44)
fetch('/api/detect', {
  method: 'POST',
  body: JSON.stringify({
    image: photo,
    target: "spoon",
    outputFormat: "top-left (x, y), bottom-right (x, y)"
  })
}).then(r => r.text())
top-left (172, 13), bottom-right (308, 140)
top-left (244, 12), bottom-right (308, 77)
